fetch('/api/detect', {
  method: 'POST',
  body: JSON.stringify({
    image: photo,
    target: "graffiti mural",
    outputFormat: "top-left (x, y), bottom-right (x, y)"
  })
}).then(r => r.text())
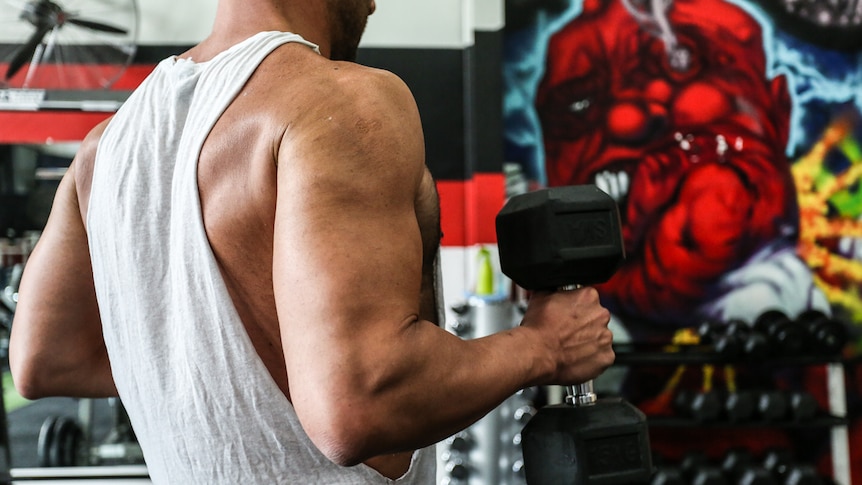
top-left (504, 0), bottom-right (862, 478)
top-left (504, 0), bottom-right (862, 333)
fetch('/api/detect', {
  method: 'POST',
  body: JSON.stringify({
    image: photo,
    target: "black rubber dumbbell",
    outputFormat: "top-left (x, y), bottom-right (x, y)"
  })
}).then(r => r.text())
top-left (762, 448), bottom-right (795, 479)
top-left (698, 320), bottom-right (743, 358)
top-left (497, 185), bottom-right (652, 485)
top-left (680, 451), bottom-right (710, 479)
top-left (694, 468), bottom-right (730, 485)
top-left (721, 449), bottom-right (778, 484)
top-left (721, 448), bottom-right (754, 480)
top-left (795, 310), bottom-right (848, 356)
top-left (784, 465), bottom-right (823, 485)
top-left (787, 391), bottom-right (819, 421)
top-left (722, 390), bottom-right (757, 422)
top-left (738, 467), bottom-right (779, 485)
top-left (679, 452), bottom-right (728, 485)
top-left (651, 467), bottom-right (686, 485)
top-left (674, 390), bottom-right (723, 422)
top-left (763, 450), bottom-right (823, 485)
top-left (753, 310), bottom-right (808, 357)
top-left (724, 319), bottom-right (770, 360)
top-left (755, 391), bottom-right (789, 422)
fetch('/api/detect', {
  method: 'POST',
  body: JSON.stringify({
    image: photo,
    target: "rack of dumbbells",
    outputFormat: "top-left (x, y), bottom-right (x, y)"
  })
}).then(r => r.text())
top-left (442, 276), bottom-right (533, 485)
top-left (616, 309), bottom-right (853, 485)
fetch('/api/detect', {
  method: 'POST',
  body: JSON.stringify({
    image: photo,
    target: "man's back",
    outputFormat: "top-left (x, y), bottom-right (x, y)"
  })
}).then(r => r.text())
top-left (83, 31), bottom-right (436, 483)
top-left (194, 32), bottom-right (442, 479)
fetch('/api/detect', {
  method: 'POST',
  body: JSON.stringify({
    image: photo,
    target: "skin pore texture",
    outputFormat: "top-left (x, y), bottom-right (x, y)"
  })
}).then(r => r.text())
top-left (9, 0), bottom-right (615, 480)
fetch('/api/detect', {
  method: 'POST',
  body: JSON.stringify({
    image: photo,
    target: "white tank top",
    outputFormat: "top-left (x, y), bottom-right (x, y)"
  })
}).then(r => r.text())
top-left (87, 31), bottom-right (436, 484)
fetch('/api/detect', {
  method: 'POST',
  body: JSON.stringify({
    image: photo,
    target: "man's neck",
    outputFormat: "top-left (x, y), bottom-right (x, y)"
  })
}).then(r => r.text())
top-left (206, 0), bottom-right (333, 59)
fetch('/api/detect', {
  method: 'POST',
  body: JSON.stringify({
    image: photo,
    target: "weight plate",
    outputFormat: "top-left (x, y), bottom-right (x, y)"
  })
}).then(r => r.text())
top-left (47, 416), bottom-right (83, 467)
top-left (35, 415), bottom-right (59, 467)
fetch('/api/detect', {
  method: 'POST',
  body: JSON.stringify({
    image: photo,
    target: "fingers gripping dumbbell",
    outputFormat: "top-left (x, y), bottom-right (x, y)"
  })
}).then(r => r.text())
top-left (496, 185), bottom-right (652, 485)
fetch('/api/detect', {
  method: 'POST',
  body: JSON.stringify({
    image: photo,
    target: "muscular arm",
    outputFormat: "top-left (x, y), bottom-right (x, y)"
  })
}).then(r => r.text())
top-left (9, 129), bottom-right (116, 399)
top-left (274, 68), bottom-right (611, 466)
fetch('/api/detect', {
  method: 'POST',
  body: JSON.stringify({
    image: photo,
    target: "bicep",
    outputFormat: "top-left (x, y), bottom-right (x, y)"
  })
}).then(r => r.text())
top-left (272, 74), bottom-right (427, 395)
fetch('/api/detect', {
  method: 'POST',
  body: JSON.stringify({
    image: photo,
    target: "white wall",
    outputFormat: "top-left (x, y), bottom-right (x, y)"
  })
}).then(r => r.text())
top-left (136, 2), bottom-right (216, 44)
top-left (135, 0), bottom-right (503, 48)
top-left (0, 0), bottom-right (501, 47)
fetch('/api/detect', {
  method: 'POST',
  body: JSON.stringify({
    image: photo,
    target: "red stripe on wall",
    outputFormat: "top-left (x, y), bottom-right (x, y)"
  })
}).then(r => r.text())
top-left (437, 173), bottom-right (506, 247)
top-left (0, 64), bottom-right (155, 144)
top-left (0, 111), bottom-right (113, 144)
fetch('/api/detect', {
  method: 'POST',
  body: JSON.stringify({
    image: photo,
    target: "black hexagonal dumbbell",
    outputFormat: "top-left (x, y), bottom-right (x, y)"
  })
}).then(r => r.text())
top-left (753, 310), bottom-right (808, 358)
top-left (794, 310), bottom-right (848, 357)
top-left (721, 448), bottom-right (777, 485)
top-left (697, 320), bottom-right (744, 358)
top-left (677, 452), bottom-right (728, 485)
top-left (755, 390), bottom-right (789, 422)
top-left (674, 390), bottom-right (723, 422)
top-left (723, 319), bottom-right (770, 361)
top-left (722, 390), bottom-right (757, 423)
top-left (496, 185), bottom-right (652, 485)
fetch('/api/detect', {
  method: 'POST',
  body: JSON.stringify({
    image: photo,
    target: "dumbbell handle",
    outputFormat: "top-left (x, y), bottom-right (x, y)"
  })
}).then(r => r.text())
top-left (560, 284), bottom-right (599, 407)
top-left (567, 381), bottom-right (598, 406)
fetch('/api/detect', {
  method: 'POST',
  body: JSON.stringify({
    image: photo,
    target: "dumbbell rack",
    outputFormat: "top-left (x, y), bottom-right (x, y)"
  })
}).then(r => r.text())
top-left (613, 344), bottom-right (853, 485)
top-left (442, 294), bottom-right (529, 485)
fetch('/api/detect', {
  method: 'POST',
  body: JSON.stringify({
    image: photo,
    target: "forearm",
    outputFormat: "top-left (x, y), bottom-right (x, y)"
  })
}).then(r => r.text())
top-left (10, 267), bottom-right (117, 399)
top-left (9, 325), bottom-right (117, 399)
top-left (292, 318), bottom-right (553, 466)
top-left (9, 169), bottom-right (118, 399)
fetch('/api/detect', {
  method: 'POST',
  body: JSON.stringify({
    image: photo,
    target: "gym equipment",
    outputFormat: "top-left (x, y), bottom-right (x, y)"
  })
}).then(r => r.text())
top-left (783, 465), bottom-right (823, 485)
top-left (36, 397), bottom-right (144, 468)
top-left (442, 252), bottom-right (528, 484)
top-left (794, 310), bottom-right (847, 356)
top-left (679, 452), bottom-right (728, 485)
top-left (693, 469), bottom-right (729, 485)
top-left (762, 448), bottom-right (794, 478)
top-left (497, 185), bottom-right (652, 485)
top-left (680, 452), bottom-right (709, 476)
top-left (723, 319), bottom-right (769, 360)
top-left (753, 310), bottom-right (807, 357)
top-left (697, 321), bottom-right (743, 358)
top-left (787, 391), bottom-right (818, 421)
top-left (651, 467), bottom-right (685, 485)
top-left (0, 0), bottom-right (138, 89)
top-left (674, 390), bottom-right (722, 422)
top-left (722, 391), bottom-right (756, 422)
top-left (762, 449), bottom-right (823, 485)
top-left (440, 253), bottom-right (529, 484)
top-left (37, 415), bottom-right (83, 467)
top-left (736, 467), bottom-right (778, 485)
top-left (721, 448), bottom-right (754, 480)
top-left (721, 449), bottom-right (778, 484)
top-left (755, 391), bottom-right (789, 422)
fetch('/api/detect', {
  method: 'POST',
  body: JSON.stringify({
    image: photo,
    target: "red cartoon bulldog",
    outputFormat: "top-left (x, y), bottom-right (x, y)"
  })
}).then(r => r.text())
top-left (537, 0), bottom-right (801, 327)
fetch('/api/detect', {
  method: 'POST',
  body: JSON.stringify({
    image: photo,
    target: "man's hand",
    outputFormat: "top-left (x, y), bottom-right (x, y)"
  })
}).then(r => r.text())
top-left (520, 287), bottom-right (614, 386)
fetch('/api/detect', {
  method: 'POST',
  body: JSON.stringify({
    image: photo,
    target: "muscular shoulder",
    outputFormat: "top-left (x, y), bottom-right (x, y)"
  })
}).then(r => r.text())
top-left (275, 57), bottom-right (426, 190)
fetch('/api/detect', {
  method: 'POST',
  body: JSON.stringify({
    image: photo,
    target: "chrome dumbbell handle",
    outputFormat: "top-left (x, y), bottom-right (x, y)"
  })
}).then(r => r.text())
top-left (559, 283), bottom-right (599, 407)
top-left (567, 381), bottom-right (598, 406)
